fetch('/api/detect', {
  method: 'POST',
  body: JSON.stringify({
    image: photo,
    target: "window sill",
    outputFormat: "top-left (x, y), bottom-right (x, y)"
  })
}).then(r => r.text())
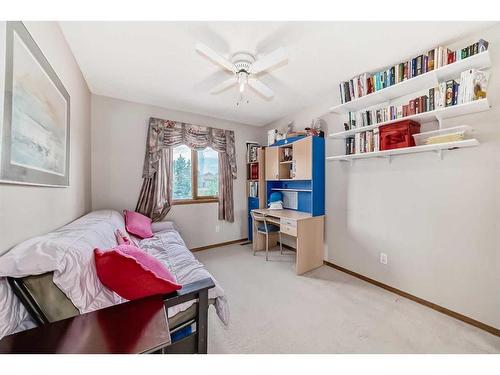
top-left (173, 198), bottom-right (219, 205)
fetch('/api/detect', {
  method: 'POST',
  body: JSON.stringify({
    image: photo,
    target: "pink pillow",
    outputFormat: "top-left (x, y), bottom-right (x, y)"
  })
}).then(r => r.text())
top-left (123, 210), bottom-right (153, 239)
top-left (115, 229), bottom-right (131, 245)
top-left (94, 244), bottom-right (181, 300)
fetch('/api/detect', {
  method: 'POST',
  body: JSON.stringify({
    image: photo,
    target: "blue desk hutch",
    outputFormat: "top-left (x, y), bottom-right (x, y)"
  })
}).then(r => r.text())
top-left (246, 136), bottom-right (325, 240)
top-left (264, 135), bottom-right (325, 216)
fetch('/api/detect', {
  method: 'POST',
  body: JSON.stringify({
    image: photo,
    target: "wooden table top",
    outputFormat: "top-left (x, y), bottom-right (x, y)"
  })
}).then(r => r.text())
top-left (0, 296), bottom-right (171, 354)
top-left (252, 208), bottom-right (316, 221)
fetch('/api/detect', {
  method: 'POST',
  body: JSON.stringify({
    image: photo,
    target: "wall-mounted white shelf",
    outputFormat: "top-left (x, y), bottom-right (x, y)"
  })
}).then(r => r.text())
top-left (326, 139), bottom-right (479, 162)
top-left (271, 188), bottom-right (312, 192)
top-left (328, 99), bottom-right (490, 139)
top-left (330, 51), bottom-right (491, 114)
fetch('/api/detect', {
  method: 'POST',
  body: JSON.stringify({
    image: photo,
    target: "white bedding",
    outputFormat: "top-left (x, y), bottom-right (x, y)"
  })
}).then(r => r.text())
top-left (0, 278), bottom-right (36, 338)
top-left (0, 210), bottom-right (228, 339)
top-left (139, 229), bottom-right (229, 322)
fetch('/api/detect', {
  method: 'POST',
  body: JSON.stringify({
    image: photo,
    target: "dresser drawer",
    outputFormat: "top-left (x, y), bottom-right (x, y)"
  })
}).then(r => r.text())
top-left (280, 218), bottom-right (296, 227)
top-left (280, 223), bottom-right (297, 237)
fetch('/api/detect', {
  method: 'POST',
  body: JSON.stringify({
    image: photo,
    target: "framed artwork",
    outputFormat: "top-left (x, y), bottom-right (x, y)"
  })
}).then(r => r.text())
top-left (0, 21), bottom-right (70, 187)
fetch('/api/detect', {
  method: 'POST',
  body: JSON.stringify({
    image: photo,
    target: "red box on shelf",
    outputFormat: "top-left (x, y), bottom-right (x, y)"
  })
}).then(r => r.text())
top-left (379, 120), bottom-right (421, 151)
top-left (250, 164), bottom-right (259, 180)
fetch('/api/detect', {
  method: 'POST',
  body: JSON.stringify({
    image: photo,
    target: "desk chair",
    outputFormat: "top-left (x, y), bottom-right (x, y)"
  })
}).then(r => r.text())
top-left (251, 211), bottom-right (283, 261)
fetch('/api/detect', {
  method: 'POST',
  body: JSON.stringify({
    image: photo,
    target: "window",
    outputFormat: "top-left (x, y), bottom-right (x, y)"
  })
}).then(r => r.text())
top-left (172, 145), bottom-right (192, 200)
top-left (196, 147), bottom-right (219, 197)
top-left (172, 145), bottom-right (219, 204)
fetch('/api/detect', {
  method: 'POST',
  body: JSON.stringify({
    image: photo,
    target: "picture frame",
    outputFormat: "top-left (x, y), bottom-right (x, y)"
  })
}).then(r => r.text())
top-left (0, 21), bottom-right (70, 187)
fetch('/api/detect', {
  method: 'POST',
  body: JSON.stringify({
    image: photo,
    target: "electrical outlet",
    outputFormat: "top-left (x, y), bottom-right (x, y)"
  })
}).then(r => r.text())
top-left (380, 253), bottom-right (388, 265)
top-left (215, 224), bottom-right (220, 233)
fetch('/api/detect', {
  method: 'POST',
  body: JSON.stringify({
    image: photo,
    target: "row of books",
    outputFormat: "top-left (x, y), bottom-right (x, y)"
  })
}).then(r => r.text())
top-left (345, 129), bottom-right (380, 155)
top-left (339, 39), bottom-right (489, 104)
top-left (344, 93), bottom-right (431, 129)
top-left (345, 125), bottom-right (469, 155)
top-left (248, 181), bottom-right (259, 198)
top-left (246, 143), bottom-right (259, 163)
top-left (447, 40), bottom-right (489, 65)
top-left (343, 69), bottom-right (489, 130)
top-left (248, 163), bottom-right (259, 180)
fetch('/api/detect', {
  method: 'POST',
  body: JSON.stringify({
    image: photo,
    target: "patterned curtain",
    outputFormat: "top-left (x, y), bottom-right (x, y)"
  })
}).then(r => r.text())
top-left (136, 117), bottom-right (237, 222)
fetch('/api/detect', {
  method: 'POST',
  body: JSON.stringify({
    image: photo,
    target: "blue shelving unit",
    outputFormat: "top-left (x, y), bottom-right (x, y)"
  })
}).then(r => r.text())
top-left (247, 196), bottom-right (260, 241)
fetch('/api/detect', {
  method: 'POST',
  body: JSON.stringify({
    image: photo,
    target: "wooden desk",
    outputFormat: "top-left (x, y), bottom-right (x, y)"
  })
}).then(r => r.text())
top-left (251, 208), bottom-right (324, 275)
top-left (0, 296), bottom-right (171, 354)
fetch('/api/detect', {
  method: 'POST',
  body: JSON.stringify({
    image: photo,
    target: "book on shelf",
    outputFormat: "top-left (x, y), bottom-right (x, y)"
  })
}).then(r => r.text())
top-left (346, 137), bottom-right (355, 155)
top-left (437, 82), bottom-right (446, 109)
top-left (246, 143), bottom-right (259, 163)
top-left (428, 87), bottom-right (435, 111)
top-left (338, 39), bottom-right (489, 104)
top-left (470, 69), bottom-right (489, 101)
top-left (346, 129), bottom-right (378, 155)
top-left (248, 181), bottom-right (259, 198)
top-left (249, 163), bottom-right (259, 180)
top-left (373, 128), bottom-right (380, 152)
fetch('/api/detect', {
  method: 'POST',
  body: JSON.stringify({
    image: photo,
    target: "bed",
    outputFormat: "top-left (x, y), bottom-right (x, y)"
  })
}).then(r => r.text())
top-left (0, 210), bottom-right (229, 353)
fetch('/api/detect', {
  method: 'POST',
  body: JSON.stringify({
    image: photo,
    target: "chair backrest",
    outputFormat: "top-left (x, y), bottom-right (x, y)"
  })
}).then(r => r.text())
top-left (250, 211), bottom-right (268, 233)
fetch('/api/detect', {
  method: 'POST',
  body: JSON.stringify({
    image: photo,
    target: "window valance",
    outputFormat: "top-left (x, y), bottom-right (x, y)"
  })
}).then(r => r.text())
top-left (142, 118), bottom-right (237, 180)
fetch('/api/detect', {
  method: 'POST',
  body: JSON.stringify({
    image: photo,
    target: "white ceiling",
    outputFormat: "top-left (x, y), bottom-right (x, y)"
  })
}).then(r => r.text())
top-left (59, 21), bottom-right (495, 126)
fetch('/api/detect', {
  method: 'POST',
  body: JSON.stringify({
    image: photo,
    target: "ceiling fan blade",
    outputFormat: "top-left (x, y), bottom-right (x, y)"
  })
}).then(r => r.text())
top-left (195, 43), bottom-right (236, 73)
top-left (210, 76), bottom-right (238, 94)
top-left (248, 78), bottom-right (274, 99)
top-left (249, 47), bottom-right (288, 74)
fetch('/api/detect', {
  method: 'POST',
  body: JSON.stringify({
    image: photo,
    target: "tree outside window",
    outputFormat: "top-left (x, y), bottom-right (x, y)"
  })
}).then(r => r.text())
top-left (172, 145), bottom-right (219, 203)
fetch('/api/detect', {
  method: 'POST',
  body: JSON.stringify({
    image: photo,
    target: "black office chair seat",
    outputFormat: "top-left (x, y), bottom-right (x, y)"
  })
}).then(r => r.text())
top-left (257, 223), bottom-right (280, 232)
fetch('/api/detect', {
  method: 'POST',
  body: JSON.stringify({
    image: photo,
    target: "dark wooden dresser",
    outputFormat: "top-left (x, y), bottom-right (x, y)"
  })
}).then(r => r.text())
top-left (0, 296), bottom-right (171, 354)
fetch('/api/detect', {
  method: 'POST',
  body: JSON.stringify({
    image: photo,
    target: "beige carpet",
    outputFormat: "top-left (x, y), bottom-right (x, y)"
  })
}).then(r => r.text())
top-left (194, 243), bottom-right (500, 354)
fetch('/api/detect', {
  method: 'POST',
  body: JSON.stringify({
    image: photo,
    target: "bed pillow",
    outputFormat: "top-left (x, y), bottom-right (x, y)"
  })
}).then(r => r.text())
top-left (123, 210), bottom-right (153, 239)
top-left (94, 244), bottom-right (181, 300)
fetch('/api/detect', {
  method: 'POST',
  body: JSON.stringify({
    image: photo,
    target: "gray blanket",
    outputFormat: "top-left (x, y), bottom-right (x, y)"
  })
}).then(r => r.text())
top-left (140, 228), bottom-right (229, 325)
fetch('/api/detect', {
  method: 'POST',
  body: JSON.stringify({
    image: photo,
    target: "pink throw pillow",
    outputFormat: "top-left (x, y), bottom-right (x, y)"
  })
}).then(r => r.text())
top-left (123, 210), bottom-right (153, 239)
top-left (94, 244), bottom-right (181, 300)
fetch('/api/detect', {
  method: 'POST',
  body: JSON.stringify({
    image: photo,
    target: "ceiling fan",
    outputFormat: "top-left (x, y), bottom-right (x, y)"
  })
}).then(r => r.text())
top-left (195, 43), bottom-right (288, 100)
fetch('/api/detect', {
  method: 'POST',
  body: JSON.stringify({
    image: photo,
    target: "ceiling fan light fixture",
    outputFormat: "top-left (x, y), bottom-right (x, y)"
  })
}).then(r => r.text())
top-left (238, 72), bottom-right (248, 93)
top-left (196, 43), bottom-right (288, 101)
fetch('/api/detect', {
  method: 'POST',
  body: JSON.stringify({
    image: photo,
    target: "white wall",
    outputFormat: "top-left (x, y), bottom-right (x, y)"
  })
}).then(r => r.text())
top-left (0, 22), bottom-right (92, 254)
top-left (91, 95), bottom-right (265, 249)
top-left (265, 24), bottom-right (500, 329)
